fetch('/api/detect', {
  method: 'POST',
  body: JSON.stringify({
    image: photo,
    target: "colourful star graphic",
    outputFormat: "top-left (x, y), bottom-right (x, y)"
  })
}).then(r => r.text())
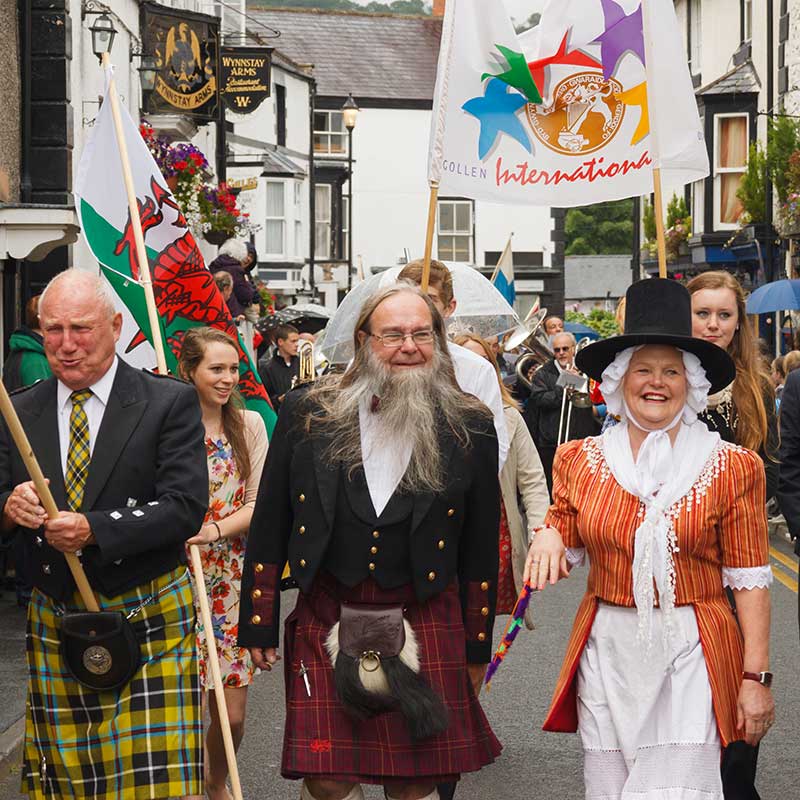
top-left (527, 31), bottom-right (602, 98)
top-left (462, 78), bottom-right (532, 160)
top-left (616, 81), bottom-right (649, 144)
top-left (481, 44), bottom-right (543, 104)
top-left (592, 0), bottom-right (646, 80)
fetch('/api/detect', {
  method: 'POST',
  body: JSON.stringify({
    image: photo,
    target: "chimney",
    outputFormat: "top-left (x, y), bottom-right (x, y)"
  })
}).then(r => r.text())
top-left (433, 0), bottom-right (446, 17)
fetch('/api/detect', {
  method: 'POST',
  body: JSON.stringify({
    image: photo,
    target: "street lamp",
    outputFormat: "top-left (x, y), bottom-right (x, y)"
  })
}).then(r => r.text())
top-left (341, 94), bottom-right (359, 291)
top-left (89, 13), bottom-right (117, 61)
top-left (136, 54), bottom-right (158, 92)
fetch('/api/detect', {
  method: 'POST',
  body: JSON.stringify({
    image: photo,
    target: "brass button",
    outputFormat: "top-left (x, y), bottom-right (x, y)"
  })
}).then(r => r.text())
top-left (299, 559), bottom-right (307, 567)
top-left (369, 562), bottom-right (376, 571)
top-left (251, 614), bottom-right (262, 625)
top-left (372, 530), bottom-right (380, 539)
top-left (447, 508), bottom-right (455, 517)
top-left (480, 581), bottom-right (489, 591)
top-left (255, 563), bottom-right (264, 573)
top-left (370, 546), bottom-right (378, 554)
top-left (299, 493), bottom-right (306, 503)
top-left (299, 525), bottom-right (306, 534)
top-left (428, 571), bottom-right (436, 582)
top-left (478, 632), bottom-right (486, 642)
top-left (251, 589), bottom-right (262, 600)
top-left (438, 539), bottom-right (445, 550)
top-left (481, 606), bottom-right (489, 617)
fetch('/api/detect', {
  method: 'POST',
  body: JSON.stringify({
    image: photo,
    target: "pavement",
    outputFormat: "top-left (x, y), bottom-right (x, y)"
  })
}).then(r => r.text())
top-left (0, 529), bottom-right (798, 799)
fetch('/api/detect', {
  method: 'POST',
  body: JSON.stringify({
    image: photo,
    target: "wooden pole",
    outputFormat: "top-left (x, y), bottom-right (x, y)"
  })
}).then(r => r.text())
top-left (101, 53), bottom-right (168, 375)
top-left (189, 545), bottom-right (244, 800)
top-left (0, 382), bottom-right (99, 611)
top-left (652, 167), bottom-right (668, 279)
top-left (421, 181), bottom-right (439, 292)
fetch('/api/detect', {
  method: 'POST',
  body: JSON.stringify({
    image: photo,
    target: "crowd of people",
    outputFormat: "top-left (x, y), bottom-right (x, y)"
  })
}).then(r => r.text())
top-left (0, 260), bottom-right (794, 800)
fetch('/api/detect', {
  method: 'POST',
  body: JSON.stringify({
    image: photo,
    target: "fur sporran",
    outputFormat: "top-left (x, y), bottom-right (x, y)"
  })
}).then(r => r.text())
top-left (324, 603), bottom-right (448, 741)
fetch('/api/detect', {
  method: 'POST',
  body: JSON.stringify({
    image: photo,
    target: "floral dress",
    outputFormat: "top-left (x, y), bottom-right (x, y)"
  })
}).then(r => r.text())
top-left (189, 412), bottom-right (268, 689)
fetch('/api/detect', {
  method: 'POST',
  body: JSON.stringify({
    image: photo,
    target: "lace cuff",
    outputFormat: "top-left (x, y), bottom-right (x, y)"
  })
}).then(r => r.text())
top-left (722, 565), bottom-right (773, 590)
top-left (566, 548), bottom-right (586, 568)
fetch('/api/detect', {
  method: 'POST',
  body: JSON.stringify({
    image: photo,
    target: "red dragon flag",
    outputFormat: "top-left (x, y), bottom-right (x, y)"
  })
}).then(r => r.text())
top-left (428, 0), bottom-right (709, 206)
top-left (75, 67), bottom-right (276, 436)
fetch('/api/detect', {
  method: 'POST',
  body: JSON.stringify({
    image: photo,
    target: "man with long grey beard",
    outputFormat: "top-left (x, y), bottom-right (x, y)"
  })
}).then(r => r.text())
top-left (239, 285), bottom-right (502, 800)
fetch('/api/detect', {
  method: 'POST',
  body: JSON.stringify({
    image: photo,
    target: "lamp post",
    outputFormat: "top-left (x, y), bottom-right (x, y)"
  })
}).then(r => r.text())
top-left (89, 13), bottom-right (117, 61)
top-left (137, 55), bottom-right (158, 93)
top-left (342, 94), bottom-right (359, 291)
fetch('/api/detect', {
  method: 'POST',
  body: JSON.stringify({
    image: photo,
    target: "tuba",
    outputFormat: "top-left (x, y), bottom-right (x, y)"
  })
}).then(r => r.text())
top-left (291, 340), bottom-right (316, 388)
top-left (505, 308), bottom-right (553, 391)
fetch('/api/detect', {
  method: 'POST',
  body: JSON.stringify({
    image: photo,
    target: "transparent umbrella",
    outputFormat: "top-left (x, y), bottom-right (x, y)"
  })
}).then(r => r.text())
top-left (322, 262), bottom-right (519, 364)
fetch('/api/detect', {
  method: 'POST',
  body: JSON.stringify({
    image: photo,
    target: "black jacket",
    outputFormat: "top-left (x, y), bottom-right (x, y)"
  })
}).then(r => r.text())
top-left (209, 254), bottom-right (258, 317)
top-left (258, 351), bottom-right (299, 410)
top-left (778, 369), bottom-right (800, 555)
top-left (238, 391), bottom-right (501, 663)
top-left (0, 360), bottom-right (209, 600)
top-left (524, 360), bottom-right (599, 448)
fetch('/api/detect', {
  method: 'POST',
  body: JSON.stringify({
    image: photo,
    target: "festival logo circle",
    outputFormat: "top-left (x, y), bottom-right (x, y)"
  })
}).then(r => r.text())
top-left (526, 72), bottom-right (626, 156)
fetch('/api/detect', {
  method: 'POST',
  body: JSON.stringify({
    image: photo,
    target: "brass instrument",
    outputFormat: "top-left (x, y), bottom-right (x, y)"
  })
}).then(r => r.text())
top-left (504, 308), bottom-right (553, 391)
top-left (291, 340), bottom-right (316, 388)
top-left (556, 337), bottom-right (593, 446)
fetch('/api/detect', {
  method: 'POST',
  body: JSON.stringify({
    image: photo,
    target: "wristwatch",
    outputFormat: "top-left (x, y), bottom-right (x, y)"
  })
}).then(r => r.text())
top-left (742, 671), bottom-right (773, 687)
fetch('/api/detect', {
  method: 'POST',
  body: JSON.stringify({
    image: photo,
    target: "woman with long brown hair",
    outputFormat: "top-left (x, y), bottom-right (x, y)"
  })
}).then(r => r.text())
top-left (179, 327), bottom-right (268, 800)
top-left (688, 271), bottom-right (778, 499)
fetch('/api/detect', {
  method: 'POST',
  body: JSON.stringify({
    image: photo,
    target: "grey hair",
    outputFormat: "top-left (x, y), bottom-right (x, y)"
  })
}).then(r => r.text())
top-left (218, 239), bottom-right (248, 262)
top-left (39, 269), bottom-right (117, 319)
top-left (213, 270), bottom-right (233, 289)
top-left (550, 331), bottom-right (576, 347)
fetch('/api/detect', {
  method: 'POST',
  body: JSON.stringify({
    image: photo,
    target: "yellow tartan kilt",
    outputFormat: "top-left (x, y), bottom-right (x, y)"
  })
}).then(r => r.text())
top-left (22, 567), bottom-right (203, 800)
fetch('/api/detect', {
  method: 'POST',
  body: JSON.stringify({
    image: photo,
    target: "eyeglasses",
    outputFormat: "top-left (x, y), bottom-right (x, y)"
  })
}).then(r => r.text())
top-left (553, 346), bottom-right (573, 353)
top-left (369, 330), bottom-right (435, 349)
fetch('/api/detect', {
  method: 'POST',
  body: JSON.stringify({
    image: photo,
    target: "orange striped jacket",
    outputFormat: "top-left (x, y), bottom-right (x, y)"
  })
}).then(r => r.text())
top-left (542, 435), bottom-right (769, 746)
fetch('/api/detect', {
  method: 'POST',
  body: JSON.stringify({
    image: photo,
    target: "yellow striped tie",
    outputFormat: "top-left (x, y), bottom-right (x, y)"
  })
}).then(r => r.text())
top-left (65, 389), bottom-right (93, 512)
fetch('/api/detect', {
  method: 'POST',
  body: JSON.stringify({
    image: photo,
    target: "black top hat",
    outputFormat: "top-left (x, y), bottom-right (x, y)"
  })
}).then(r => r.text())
top-left (575, 278), bottom-right (736, 394)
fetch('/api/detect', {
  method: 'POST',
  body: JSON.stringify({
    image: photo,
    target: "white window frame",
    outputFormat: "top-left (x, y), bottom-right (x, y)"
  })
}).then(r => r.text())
top-left (315, 184), bottom-right (332, 260)
top-left (437, 199), bottom-right (473, 263)
top-left (264, 180), bottom-right (286, 258)
top-left (744, 0), bottom-right (753, 42)
top-left (688, 0), bottom-right (702, 76)
top-left (691, 179), bottom-right (705, 236)
top-left (294, 181), bottom-right (304, 259)
top-left (313, 110), bottom-right (346, 155)
top-left (713, 112), bottom-right (749, 230)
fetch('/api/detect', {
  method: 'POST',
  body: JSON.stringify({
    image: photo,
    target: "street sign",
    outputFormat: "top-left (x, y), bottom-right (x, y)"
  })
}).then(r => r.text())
top-left (220, 47), bottom-right (273, 114)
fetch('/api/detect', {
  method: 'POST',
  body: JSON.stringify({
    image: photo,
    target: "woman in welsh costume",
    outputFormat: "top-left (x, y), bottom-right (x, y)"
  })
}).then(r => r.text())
top-left (526, 279), bottom-right (775, 800)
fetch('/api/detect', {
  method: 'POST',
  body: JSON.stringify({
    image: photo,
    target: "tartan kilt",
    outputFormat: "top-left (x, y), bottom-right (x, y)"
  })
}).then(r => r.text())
top-left (281, 572), bottom-right (502, 784)
top-left (22, 567), bottom-right (203, 800)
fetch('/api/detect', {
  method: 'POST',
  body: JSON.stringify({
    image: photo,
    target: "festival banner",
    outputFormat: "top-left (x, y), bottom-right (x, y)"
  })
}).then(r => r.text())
top-left (75, 69), bottom-right (277, 437)
top-left (428, 0), bottom-right (709, 207)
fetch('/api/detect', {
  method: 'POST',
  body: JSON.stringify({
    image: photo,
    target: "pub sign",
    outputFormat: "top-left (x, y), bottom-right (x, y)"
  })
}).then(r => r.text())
top-left (142, 3), bottom-right (219, 121)
top-left (220, 47), bottom-right (273, 114)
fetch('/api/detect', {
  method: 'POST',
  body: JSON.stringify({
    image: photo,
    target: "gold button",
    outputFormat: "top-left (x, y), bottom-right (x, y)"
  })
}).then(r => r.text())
top-left (369, 562), bottom-right (376, 571)
top-left (370, 546), bottom-right (378, 554)
top-left (478, 632), bottom-right (486, 642)
top-left (480, 581), bottom-right (489, 591)
top-left (428, 571), bottom-right (436, 582)
top-left (299, 493), bottom-right (306, 503)
top-left (481, 607), bottom-right (489, 617)
top-left (299, 526), bottom-right (306, 534)
top-left (251, 589), bottom-right (262, 600)
top-left (255, 563), bottom-right (264, 573)
top-left (438, 539), bottom-right (445, 550)
top-left (299, 559), bottom-right (307, 567)
top-left (447, 508), bottom-right (455, 517)
top-left (251, 614), bottom-right (261, 625)
top-left (372, 530), bottom-right (380, 539)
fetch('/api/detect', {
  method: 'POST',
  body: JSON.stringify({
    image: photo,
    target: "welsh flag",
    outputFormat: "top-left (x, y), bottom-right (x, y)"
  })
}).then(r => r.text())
top-left (75, 68), bottom-right (276, 436)
top-left (428, 0), bottom-right (709, 206)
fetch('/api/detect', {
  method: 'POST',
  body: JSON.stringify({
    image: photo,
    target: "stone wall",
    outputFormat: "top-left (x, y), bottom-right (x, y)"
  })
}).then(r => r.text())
top-left (0, 4), bottom-right (20, 202)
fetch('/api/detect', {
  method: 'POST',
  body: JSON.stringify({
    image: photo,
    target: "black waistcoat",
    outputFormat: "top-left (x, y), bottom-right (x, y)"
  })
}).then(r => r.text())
top-left (323, 465), bottom-right (414, 589)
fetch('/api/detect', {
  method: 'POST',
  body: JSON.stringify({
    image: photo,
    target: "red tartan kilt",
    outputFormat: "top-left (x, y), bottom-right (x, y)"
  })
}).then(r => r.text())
top-left (281, 572), bottom-right (502, 784)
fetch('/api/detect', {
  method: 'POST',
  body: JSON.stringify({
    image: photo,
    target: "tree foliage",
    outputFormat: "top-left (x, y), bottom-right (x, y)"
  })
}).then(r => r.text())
top-left (564, 199), bottom-right (634, 255)
top-left (737, 142), bottom-right (768, 224)
top-left (768, 115), bottom-right (800, 205)
top-left (250, 0), bottom-right (431, 14)
top-left (565, 309), bottom-right (619, 339)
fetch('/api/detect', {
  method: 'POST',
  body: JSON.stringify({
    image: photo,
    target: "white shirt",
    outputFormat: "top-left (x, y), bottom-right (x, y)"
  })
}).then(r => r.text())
top-left (56, 357), bottom-right (119, 475)
top-left (448, 341), bottom-right (509, 471)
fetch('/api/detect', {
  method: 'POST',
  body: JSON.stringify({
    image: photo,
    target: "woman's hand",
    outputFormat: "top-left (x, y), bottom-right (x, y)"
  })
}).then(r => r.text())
top-left (523, 527), bottom-right (569, 591)
top-left (250, 647), bottom-right (281, 672)
top-left (186, 523), bottom-right (220, 546)
top-left (736, 680), bottom-right (775, 745)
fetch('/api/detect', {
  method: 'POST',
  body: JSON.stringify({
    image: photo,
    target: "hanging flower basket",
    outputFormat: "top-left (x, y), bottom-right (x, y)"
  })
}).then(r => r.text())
top-left (203, 229), bottom-right (232, 246)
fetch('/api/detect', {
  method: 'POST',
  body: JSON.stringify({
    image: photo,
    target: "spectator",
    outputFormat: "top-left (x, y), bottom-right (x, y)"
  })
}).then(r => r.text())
top-left (213, 271), bottom-right (235, 308)
top-left (258, 324), bottom-right (300, 410)
top-left (2, 295), bottom-right (51, 392)
top-left (209, 239), bottom-right (258, 319)
top-left (543, 315), bottom-right (564, 337)
top-left (771, 356), bottom-right (786, 409)
top-left (783, 350), bottom-right (800, 376)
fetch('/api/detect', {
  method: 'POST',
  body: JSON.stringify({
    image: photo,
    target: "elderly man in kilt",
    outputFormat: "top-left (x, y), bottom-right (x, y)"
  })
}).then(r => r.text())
top-left (239, 285), bottom-right (502, 800)
top-left (0, 269), bottom-right (208, 799)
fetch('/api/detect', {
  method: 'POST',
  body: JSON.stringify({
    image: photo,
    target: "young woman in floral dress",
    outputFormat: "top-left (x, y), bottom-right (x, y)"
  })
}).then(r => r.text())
top-left (179, 327), bottom-right (268, 800)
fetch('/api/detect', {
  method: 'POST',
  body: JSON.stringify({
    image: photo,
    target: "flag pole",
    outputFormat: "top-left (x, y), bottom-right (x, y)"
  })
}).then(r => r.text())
top-left (652, 169), bottom-right (668, 279)
top-left (101, 53), bottom-right (169, 374)
top-left (0, 382), bottom-right (99, 611)
top-left (421, 181), bottom-right (439, 292)
top-left (490, 231), bottom-right (514, 283)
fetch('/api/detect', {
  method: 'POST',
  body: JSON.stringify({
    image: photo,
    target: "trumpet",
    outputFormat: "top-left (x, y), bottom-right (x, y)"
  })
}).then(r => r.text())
top-left (291, 340), bottom-right (316, 388)
top-left (556, 337), bottom-right (592, 446)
